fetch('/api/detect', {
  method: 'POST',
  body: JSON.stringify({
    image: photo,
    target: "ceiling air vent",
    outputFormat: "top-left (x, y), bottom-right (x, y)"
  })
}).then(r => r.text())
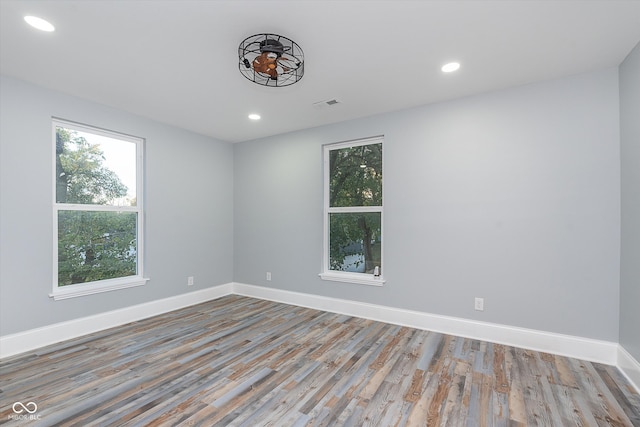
top-left (312, 98), bottom-right (342, 109)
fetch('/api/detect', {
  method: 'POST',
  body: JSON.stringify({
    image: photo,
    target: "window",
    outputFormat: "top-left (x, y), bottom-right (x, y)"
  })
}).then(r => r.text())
top-left (320, 136), bottom-right (384, 285)
top-left (51, 119), bottom-right (146, 300)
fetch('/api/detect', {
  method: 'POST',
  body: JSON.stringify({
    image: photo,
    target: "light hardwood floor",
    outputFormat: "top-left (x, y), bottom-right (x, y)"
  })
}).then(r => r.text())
top-left (1, 295), bottom-right (639, 426)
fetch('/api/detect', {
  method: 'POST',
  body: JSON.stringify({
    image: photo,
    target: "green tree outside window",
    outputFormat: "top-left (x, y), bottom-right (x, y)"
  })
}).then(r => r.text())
top-left (55, 125), bottom-right (139, 286)
top-left (326, 141), bottom-right (383, 275)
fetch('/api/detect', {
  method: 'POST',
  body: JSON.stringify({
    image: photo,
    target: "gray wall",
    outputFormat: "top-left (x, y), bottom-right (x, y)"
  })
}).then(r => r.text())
top-left (0, 75), bottom-right (234, 336)
top-left (0, 66), bottom-right (625, 344)
top-left (234, 68), bottom-right (621, 341)
top-left (620, 42), bottom-right (640, 360)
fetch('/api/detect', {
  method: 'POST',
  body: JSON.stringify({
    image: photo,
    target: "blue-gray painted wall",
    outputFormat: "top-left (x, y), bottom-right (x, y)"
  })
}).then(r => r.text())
top-left (0, 75), bottom-right (234, 336)
top-left (0, 66), bottom-right (628, 345)
top-left (620, 41), bottom-right (640, 361)
top-left (234, 68), bottom-right (621, 341)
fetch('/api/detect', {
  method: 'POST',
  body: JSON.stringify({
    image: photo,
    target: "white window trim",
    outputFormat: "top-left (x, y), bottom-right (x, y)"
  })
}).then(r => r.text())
top-left (319, 271), bottom-right (385, 286)
top-left (49, 276), bottom-right (148, 301)
top-left (50, 118), bottom-right (148, 300)
top-left (320, 136), bottom-right (385, 286)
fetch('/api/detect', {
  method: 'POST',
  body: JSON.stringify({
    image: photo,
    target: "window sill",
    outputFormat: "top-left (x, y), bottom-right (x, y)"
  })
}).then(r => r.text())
top-left (50, 277), bottom-right (149, 300)
top-left (319, 272), bottom-right (385, 286)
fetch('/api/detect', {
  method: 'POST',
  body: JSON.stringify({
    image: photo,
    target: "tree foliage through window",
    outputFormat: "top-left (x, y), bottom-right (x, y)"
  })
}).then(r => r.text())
top-left (55, 125), bottom-right (139, 286)
top-left (327, 141), bottom-right (382, 274)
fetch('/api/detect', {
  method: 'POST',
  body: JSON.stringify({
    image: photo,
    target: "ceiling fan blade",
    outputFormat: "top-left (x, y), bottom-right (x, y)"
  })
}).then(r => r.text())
top-left (277, 57), bottom-right (300, 70)
top-left (253, 61), bottom-right (272, 72)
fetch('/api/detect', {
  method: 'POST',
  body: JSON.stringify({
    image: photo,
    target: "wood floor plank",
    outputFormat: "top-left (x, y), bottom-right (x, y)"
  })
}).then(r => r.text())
top-left (1, 295), bottom-right (638, 426)
top-left (504, 347), bottom-right (528, 426)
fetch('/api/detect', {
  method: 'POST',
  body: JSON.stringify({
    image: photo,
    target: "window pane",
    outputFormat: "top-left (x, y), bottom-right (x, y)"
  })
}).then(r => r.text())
top-left (329, 143), bottom-right (382, 207)
top-left (329, 212), bottom-right (381, 273)
top-left (58, 210), bottom-right (137, 286)
top-left (56, 126), bottom-right (137, 206)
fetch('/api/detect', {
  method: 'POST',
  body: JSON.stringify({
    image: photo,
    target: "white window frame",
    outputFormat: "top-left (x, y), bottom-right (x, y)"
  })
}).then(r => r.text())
top-left (50, 118), bottom-right (147, 300)
top-left (320, 136), bottom-right (385, 286)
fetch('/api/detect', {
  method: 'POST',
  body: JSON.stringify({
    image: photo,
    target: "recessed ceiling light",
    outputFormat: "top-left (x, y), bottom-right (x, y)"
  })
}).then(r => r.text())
top-left (24, 16), bottom-right (55, 32)
top-left (248, 114), bottom-right (261, 120)
top-left (441, 62), bottom-right (460, 73)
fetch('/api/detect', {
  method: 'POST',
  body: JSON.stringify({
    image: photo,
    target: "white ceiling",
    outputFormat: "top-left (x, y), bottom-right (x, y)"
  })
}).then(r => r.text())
top-left (1, 1), bottom-right (639, 143)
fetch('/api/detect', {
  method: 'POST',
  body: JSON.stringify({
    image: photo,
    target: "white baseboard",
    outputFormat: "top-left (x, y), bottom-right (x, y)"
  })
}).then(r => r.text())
top-left (0, 283), bottom-right (233, 359)
top-left (233, 283), bottom-right (619, 365)
top-left (0, 281), bottom-right (623, 371)
top-left (618, 345), bottom-right (640, 392)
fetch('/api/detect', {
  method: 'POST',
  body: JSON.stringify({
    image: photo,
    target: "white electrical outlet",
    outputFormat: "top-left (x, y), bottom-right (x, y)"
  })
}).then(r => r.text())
top-left (187, 276), bottom-right (194, 286)
top-left (475, 297), bottom-right (484, 311)
top-left (266, 272), bottom-right (272, 281)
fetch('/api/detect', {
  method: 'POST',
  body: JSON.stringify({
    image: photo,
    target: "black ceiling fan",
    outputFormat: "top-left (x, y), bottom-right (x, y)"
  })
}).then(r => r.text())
top-left (238, 33), bottom-right (304, 87)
